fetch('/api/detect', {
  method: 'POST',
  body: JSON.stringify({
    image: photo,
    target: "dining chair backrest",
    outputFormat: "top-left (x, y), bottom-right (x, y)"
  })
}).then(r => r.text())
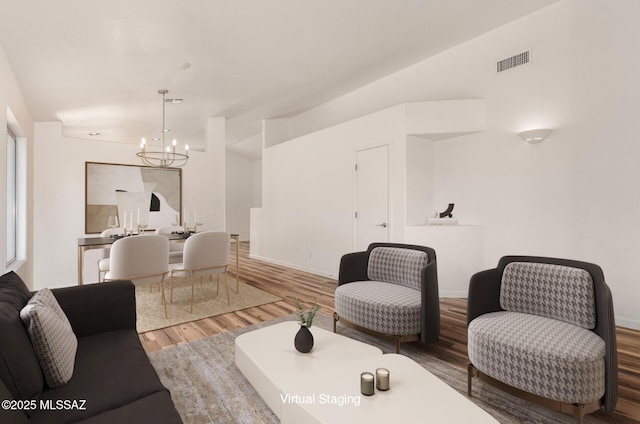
top-left (97, 227), bottom-right (122, 263)
top-left (183, 232), bottom-right (230, 276)
top-left (108, 235), bottom-right (169, 285)
top-left (101, 228), bottom-right (122, 237)
top-left (154, 225), bottom-right (182, 235)
top-left (155, 226), bottom-right (184, 252)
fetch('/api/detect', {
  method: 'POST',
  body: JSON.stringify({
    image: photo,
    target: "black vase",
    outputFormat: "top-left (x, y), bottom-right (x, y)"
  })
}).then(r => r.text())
top-left (294, 325), bottom-right (314, 353)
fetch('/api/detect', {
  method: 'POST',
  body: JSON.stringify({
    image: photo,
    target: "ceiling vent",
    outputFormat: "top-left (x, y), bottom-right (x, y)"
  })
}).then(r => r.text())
top-left (497, 51), bottom-right (529, 73)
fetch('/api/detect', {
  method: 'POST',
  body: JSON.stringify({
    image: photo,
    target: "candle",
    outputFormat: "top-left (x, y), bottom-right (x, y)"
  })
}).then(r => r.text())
top-left (122, 211), bottom-right (127, 234)
top-left (360, 372), bottom-right (375, 396)
top-left (137, 208), bottom-right (140, 227)
top-left (376, 368), bottom-right (390, 391)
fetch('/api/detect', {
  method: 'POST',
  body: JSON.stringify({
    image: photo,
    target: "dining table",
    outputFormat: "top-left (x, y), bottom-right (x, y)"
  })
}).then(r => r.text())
top-left (77, 232), bottom-right (240, 286)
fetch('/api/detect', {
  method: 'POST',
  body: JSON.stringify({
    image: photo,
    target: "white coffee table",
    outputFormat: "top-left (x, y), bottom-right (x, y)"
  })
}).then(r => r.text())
top-left (280, 353), bottom-right (499, 424)
top-left (235, 321), bottom-right (383, 418)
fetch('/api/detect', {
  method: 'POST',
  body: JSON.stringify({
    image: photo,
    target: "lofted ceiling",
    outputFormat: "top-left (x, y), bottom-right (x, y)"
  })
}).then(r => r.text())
top-left (0, 0), bottom-right (557, 158)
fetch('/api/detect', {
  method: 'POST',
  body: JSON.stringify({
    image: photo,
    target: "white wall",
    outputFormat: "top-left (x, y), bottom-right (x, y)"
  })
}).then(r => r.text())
top-left (258, 0), bottom-right (640, 328)
top-left (253, 160), bottom-right (262, 207)
top-left (405, 136), bottom-right (434, 226)
top-left (33, 120), bottom-right (225, 287)
top-left (256, 105), bottom-right (406, 278)
top-left (226, 151), bottom-right (258, 241)
top-left (0, 44), bottom-right (34, 285)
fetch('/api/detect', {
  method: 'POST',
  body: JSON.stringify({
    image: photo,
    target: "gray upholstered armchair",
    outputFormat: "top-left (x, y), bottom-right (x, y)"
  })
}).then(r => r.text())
top-left (466, 256), bottom-right (617, 424)
top-left (333, 243), bottom-right (439, 353)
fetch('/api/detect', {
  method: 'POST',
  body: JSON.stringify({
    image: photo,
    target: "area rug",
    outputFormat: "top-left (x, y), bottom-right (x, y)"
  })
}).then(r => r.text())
top-left (148, 313), bottom-right (604, 424)
top-left (135, 280), bottom-right (281, 333)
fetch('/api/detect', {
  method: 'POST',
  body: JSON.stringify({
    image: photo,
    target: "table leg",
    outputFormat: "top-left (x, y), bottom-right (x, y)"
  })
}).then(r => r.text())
top-left (235, 236), bottom-right (240, 292)
top-left (77, 246), bottom-right (85, 285)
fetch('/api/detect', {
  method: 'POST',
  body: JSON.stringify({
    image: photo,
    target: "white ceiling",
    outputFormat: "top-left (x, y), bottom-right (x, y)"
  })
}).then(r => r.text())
top-left (0, 0), bottom-right (557, 158)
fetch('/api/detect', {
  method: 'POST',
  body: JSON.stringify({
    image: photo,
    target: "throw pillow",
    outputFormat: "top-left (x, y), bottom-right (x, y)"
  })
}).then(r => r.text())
top-left (20, 288), bottom-right (77, 388)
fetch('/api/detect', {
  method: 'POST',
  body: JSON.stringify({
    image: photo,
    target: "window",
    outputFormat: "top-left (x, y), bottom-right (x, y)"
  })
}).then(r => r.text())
top-left (6, 130), bottom-right (17, 265)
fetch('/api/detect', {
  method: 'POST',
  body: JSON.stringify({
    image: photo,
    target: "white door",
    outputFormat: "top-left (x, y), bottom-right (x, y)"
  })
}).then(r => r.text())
top-left (355, 145), bottom-right (389, 251)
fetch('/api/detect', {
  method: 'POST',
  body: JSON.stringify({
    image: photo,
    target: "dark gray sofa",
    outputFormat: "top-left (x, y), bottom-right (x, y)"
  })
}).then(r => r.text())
top-left (0, 271), bottom-right (182, 424)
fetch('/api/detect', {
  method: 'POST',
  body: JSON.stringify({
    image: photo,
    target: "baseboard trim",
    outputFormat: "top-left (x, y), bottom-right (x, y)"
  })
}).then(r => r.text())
top-left (438, 290), bottom-right (468, 298)
top-left (615, 316), bottom-right (640, 331)
top-left (248, 254), bottom-right (337, 280)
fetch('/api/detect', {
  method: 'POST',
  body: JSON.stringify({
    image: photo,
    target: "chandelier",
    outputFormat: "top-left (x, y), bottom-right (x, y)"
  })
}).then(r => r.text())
top-left (137, 89), bottom-right (189, 167)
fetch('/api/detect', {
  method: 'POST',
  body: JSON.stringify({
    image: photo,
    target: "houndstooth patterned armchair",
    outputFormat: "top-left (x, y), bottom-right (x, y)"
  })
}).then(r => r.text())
top-left (333, 243), bottom-right (440, 353)
top-left (466, 256), bottom-right (618, 424)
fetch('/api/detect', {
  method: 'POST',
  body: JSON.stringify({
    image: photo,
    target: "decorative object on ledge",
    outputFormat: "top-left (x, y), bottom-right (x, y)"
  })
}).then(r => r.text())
top-left (439, 203), bottom-right (455, 218)
top-left (427, 217), bottom-right (458, 225)
top-left (426, 203), bottom-right (457, 225)
top-left (137, 89), bottom-right (189, 168)
top-left (293, 297), bottom-right (320, 353)
top-left (518, 128), bottom-right (552, 144)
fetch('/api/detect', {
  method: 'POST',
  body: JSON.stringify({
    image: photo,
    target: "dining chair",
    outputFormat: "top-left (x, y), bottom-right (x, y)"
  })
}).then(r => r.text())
top-left (155, 225), bottom-right (184, 264)
top-left (169, 231), bottom-right (231, 312)
top-left (97, 227), bottom-right (122, 282)
top-left (104, 235), bottom-right (170, 318)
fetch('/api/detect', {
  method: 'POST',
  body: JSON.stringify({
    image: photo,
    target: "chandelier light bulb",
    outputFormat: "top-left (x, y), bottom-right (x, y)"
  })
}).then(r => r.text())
top-left (185, 144), bottom-right (189, 151)
top-left (172, 139), bottom-right (177, 146)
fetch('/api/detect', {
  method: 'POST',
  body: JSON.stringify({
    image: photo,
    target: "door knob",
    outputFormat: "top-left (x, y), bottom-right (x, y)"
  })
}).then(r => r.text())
top-left (376, 223), bottom-right (388, 228)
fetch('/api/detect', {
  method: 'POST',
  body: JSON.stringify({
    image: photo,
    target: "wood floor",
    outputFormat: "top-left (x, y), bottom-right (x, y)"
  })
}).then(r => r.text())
top-left (139, 242), bottom-right (640, 423)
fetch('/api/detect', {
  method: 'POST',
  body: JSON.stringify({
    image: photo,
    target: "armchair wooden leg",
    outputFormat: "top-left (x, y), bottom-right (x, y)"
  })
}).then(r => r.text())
top-left (467, 363), bottom-right (476, 397)
top-left (333, 312), bottom-right (338, 333)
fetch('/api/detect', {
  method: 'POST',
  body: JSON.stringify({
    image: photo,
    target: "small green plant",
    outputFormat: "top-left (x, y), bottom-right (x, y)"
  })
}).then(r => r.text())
top-left (293, 297), bottom-right (320, 328)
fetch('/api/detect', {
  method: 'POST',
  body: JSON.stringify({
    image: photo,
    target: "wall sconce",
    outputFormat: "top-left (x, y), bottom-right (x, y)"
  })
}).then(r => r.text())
top-left (518, 129), bottom-right (552, 144)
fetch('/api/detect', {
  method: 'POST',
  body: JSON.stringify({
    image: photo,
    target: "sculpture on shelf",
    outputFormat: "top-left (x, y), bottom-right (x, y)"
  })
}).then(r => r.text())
top-left (439, 203), bottom-right (455, 218)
